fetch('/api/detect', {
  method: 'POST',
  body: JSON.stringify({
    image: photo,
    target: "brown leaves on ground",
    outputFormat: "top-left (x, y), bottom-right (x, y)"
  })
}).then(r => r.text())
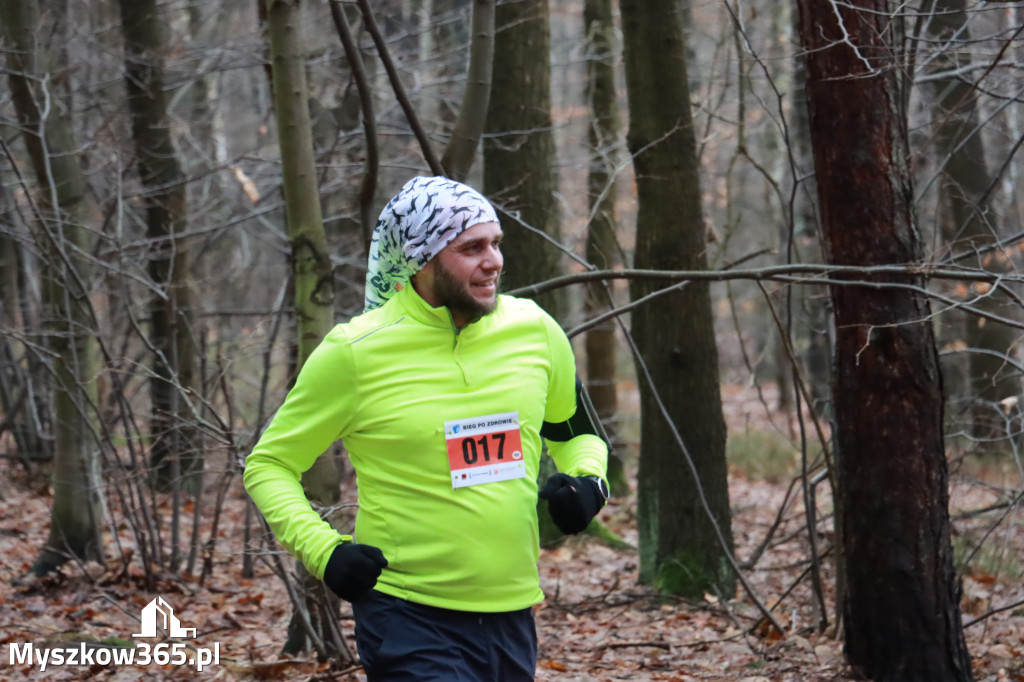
top-left (1, 444), bottom-right (1022, 680)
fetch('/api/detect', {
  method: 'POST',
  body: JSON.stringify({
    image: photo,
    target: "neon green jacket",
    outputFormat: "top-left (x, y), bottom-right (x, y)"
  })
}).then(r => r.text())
top-left (244, 285), bottom-right (608, 612)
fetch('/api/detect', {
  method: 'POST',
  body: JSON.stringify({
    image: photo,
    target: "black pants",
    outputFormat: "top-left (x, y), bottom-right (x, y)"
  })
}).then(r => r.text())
top-left (351, 590), bottom-right (537, 681)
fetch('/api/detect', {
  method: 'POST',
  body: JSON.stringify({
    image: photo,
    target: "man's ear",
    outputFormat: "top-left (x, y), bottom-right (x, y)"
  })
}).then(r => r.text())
top-left (410, 263), bottom-right (436, 304)
top-left (412, 260), bottom-right (435, 290)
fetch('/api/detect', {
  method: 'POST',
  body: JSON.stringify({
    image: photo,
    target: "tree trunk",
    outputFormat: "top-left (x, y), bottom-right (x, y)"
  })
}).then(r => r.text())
top-left (796, 2), bottom-right (973, 679)
top-left (439, 0), bottom-right (494, 182)
top-left (924, 0), bottom-right (1018, 442)
top-left (485, 0), bottom-right (565, 547)
top-left (265, 0), bottom-right (343, 658)
top-left (0, 175), bottom-right (46, 463)
top-left (483, 0), bottom-right (564, 321)
top-left (789, 7), bottom-right (832, 417)
top-left (183, 3), bottom-right (224, 175)
top-left (119, 0), bottom-right (202, 498)
top-left (2, 0), bottom-right (105, 574)
top-left (582, 0), bottom-right (625, 495)
top-left (620, 0), bottom-right (734, 598)
top-left (266, 0), bottom-right (339, 497)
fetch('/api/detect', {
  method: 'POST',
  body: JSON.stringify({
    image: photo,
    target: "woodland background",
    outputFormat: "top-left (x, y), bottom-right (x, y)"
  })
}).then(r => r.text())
top-left (1, 0), bottom-right (1023, 680)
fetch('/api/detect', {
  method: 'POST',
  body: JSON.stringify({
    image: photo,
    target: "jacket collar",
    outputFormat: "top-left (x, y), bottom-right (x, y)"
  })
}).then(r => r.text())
top-left (394, 282), bottom-right (499, 333)
top-left (396, 282), bottom-right (455, 329)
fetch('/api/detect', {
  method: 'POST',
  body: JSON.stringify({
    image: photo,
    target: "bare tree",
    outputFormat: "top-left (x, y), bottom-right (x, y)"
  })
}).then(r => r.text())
top-left (0, 175), bottom-right (45, 463)
top-left (922, 0), bottom-right (1019, 442)
top-left (118, 0), bottom-right (202, 497)
top-left (265, 0), bottom-right (344, 658)
top-left (2, 0), bottom-right (105, 574)
top-left (439, 0), bottom-right (494, 181)
top-left (795, 1), bottom-right (973, 678)
top-left (484, 0), bottom-right (564, 321)
top-left (582, 0), bottom-right (625, 493)
top-left (788, 4), bottom-right (832, 418)
top-left (620, 0), bottom-right (735, 597)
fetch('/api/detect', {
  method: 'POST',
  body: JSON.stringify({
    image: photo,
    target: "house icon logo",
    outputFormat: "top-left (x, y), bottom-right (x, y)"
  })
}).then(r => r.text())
top-left (133, 596), bottom-right (196, 639)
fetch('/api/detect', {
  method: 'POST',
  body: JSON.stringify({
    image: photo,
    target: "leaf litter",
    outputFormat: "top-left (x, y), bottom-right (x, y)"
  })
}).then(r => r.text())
top-left (1, 385), bottom-right (1022, 680)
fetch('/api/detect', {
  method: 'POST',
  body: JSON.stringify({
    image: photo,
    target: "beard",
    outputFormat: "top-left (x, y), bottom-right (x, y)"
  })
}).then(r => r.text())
top-left (433, 260), bottom-right (500, 324)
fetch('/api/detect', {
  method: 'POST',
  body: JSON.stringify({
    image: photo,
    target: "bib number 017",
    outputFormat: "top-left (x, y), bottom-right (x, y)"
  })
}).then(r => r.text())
top-left (460, 433), bottom-right (506, 465)
top-left (444, 412), bottom-right (525, 488)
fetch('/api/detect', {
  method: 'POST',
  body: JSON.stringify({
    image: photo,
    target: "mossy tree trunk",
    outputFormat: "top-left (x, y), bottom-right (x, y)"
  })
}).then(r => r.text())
top-left (3, 0), bottom-right (105, 575)
top-left (265, 0), bottom-right (343, 659)
top-left (620, 0), bottom-right (734, 598)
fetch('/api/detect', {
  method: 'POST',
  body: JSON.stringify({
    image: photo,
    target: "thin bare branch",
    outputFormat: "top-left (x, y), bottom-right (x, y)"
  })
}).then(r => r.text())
top-left (354, 0), bottom-right (444, 176)
top-left (329, 0), bottom-right (377, 252)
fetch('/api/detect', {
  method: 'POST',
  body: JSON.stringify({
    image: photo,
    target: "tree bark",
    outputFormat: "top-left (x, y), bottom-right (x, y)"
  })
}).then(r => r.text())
top-left (2, 0), bottom-right (105, 574)
top-left (484, 0), bottom-right (564, 321)
top-left (267, 0), bottom-right (336, 417)
top-left (440, 0), bottom-right (494, 181)
top-left (796, 1), bottom-right (973, 679)
top-left (484, 0), bottom-right (565, 546)
top-left (265, 0), bottom-right (343, 658)
top-left (789, 5), bottom-right (832, 418)
top-left (0, 174), bottom-right (45, 463)
top-left (119, 0), bottom-right (202, 496)
top-left (582, 0), bottom-right (625, 494)
top-left (924, 0), bottom-right (1018, 441)
top-left (620, 0), bottom-right (734, 598)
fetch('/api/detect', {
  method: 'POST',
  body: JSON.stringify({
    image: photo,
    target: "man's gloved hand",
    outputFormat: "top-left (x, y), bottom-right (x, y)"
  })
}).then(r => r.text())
top-left (539, 473), bottom-right (605, 535)
top-left (323, 543), bottom-right (388, 602)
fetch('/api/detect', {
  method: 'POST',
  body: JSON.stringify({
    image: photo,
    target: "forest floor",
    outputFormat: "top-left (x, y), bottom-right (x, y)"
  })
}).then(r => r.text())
top-left (1, 384), bottom-right (1023, 680)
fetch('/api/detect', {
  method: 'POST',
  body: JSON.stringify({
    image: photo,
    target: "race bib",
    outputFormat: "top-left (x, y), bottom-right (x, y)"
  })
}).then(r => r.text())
top-left (444, 412), bottom-right (526, 489)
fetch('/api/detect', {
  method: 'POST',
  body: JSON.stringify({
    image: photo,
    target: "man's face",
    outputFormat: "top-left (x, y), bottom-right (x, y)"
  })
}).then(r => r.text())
top-left (414, 221), bottom-right (503, 327)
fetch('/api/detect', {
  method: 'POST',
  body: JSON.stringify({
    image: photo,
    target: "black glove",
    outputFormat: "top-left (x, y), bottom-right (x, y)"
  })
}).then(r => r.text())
top-left (323, 543), bottom-right (388, 602)
top-left (539, 473), bottom-right (604, 535)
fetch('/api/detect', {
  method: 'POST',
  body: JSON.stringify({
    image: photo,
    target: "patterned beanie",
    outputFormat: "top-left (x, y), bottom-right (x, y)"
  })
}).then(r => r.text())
top-left (364, 176), bottom-right (498, 312)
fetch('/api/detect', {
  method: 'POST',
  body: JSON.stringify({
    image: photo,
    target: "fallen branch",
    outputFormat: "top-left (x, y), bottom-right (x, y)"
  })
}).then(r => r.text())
top-left (964, 597), bottom-right (1024, 628)
top-left (596, 641), bottom-right (672, 651)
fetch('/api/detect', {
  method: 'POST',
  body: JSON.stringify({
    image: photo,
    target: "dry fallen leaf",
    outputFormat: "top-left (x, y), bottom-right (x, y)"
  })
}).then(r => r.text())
top-left (539, 658), bottom-right (568, 671)
top-left (3, 378), bottom-right (1023, 682)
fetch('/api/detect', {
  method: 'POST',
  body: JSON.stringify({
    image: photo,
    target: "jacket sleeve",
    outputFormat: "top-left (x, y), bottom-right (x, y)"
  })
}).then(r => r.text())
top-left (242, 328), bottom-right (359, 580)
top-left (540, 314), bottom-right (608, 480)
